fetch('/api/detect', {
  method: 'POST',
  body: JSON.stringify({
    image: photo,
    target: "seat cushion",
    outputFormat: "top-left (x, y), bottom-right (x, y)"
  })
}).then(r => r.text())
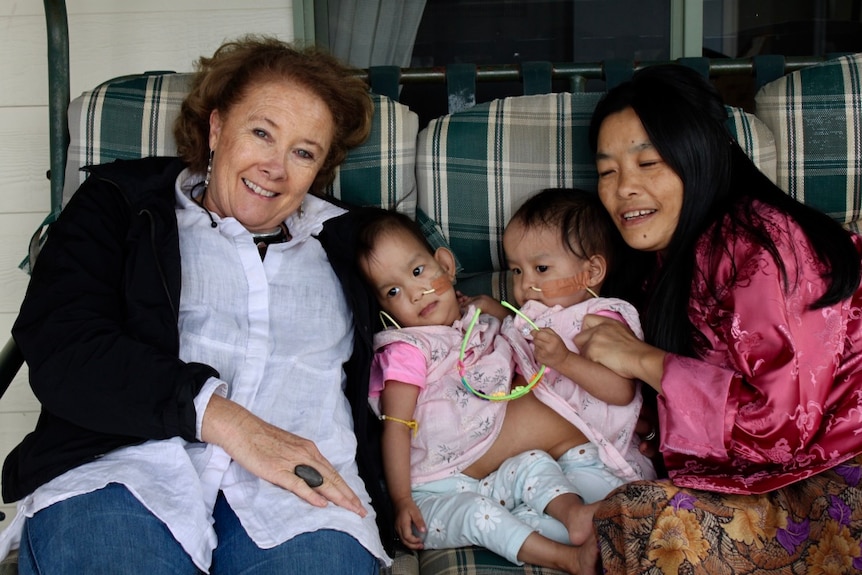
top-left (419, 547), bottom-right (566, 575)
top-left (64, 73), bottom-right (419, 216)
top-left (755, 52), bottom-right (862, 226)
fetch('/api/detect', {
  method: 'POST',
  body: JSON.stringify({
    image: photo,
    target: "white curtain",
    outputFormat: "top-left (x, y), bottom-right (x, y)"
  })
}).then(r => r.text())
top-left (325, 0), bottom-right (427, 68)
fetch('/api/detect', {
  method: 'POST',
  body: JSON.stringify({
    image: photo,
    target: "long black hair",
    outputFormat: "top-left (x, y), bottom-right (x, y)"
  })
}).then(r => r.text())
top-left (588, 64), bottom-right (860, 357)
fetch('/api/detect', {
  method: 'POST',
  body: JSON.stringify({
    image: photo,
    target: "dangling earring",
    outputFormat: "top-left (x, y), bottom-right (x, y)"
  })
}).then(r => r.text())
top-left (204, 150), bottom-right (213, 188)
top-left (298, 201), bottom-right (304, 219)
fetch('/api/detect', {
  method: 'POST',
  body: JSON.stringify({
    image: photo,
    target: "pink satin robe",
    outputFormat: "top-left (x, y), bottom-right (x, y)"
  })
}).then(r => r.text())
top-left (660, 202), bottom-right (862, 494)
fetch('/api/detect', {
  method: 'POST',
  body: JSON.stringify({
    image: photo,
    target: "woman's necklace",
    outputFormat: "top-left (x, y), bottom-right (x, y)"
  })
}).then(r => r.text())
top-left (253, 223), bottom-right (291, 259)
top-left (457, 301), bottom-right (546, 401)
top-left (191, 183), bottom-right (291, 259)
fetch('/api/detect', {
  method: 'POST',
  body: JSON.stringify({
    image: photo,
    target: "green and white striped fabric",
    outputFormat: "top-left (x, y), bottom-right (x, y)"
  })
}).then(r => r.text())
top-left (755, 52), bottom-right (862, 226)
top-left (64, 73), bottom-right (192, 205)
top-left (726, 106), bottom-right (777, 184)
top-left (415, 92), bottom-right (605, 279)
top-left (64, 72), bottom-right (418, 216)
top-left (419, 547), bottom-right (566, 575)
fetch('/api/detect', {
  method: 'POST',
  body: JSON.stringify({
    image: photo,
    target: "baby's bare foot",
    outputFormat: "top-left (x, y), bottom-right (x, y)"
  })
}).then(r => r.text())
top-left (564, 500), bottom-right (601, 546)
top-left (575, 529), bottom-right (599, 575)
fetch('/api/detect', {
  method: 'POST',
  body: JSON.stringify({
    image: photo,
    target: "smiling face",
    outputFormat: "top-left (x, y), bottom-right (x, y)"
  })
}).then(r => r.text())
top-left (595, 107), bottom-right (684, 253)
top-left (503, 220), bottom-right (602, 308)
top-left (360, 227), bottom-right (460, 328)
top-left (205, 80), bottom-right (335, 233)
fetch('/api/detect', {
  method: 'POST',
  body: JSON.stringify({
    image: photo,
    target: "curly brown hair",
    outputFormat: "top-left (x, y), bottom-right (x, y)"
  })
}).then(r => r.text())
top-left (174, 35), bottom-right (373, 193)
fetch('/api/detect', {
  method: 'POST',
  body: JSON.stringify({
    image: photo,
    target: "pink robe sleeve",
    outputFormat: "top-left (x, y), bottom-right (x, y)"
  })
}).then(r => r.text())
top-left (659, 214), bottom-right (859, 480)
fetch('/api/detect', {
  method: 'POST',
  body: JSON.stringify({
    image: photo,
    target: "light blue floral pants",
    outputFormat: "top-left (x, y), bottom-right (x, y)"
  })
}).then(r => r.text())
top-left (412, 444), bottom-right (623, 564)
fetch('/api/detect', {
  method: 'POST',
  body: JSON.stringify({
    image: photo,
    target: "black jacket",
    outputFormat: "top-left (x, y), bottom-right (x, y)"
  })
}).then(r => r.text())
top-left (3, 157), bottom-right (393, 549)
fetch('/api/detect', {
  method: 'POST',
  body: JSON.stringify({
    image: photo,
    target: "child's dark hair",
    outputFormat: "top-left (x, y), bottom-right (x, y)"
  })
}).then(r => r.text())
top-left (509, 188), bottom-right (618, 267)
top-left (355, 207), bottom-right (435, 272)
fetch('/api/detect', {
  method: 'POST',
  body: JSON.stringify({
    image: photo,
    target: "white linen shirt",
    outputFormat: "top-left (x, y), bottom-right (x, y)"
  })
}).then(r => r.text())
top-left (0, 170), bottom-right (389, 572)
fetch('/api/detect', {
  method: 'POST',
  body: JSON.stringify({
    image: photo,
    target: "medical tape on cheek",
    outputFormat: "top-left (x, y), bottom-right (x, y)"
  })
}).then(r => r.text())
top-left (536, 271), bottom-right (591, 299)
top-left (428, 274), bottom-right (453, 294)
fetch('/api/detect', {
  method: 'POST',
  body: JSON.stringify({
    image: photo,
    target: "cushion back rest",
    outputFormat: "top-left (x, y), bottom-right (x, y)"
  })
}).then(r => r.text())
top-left (64, 72), bottom-right (419, 215)
top-left (416, 91), bottom-right (778, 298)
top-left (415, 93), bottom-right (603, 283)
top-left (755, 52), bottom-right (862, 228)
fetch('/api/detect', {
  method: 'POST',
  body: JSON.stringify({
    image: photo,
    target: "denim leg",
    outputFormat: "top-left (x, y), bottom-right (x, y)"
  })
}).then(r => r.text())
top-left (210, 492), bottom-right (378, 575)
top-left (17, 483), bottom-right (199, 575)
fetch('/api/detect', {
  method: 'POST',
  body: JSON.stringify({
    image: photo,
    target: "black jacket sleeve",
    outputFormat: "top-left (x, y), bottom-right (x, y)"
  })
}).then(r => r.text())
top-left (12, 162), bottom-right (217, 443)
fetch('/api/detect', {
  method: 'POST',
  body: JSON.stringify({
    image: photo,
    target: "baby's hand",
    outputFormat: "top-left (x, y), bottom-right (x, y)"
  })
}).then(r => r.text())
top-left (457, 292), bottom-right (511, 321)
top-left (393, 497), bottom-right (427, 550)
top-left (532, 328), bottom-right (571, 370)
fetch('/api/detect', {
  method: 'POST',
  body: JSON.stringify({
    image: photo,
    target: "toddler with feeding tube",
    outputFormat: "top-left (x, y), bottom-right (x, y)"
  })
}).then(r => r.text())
top-left (464, 188), bottom-right (655, 493)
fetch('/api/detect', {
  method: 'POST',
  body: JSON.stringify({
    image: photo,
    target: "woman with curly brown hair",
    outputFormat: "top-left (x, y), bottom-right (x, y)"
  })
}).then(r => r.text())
top-left (0, 36), bottom-right (390, 574)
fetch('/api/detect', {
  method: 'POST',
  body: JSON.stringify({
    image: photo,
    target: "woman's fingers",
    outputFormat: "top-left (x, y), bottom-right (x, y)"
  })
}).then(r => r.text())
top-left (261, 432), bottom-right (367, 516)
top-left (202, 396), bottom-right (367, 515)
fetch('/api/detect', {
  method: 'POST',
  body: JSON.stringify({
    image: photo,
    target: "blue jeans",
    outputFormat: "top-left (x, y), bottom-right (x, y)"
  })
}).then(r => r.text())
top-left (18, 483), bottom-right (378, 575)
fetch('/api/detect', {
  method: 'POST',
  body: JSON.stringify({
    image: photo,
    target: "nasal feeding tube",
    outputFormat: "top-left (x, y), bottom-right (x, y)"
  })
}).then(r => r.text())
top-left (420, 274), bottom-right (453, 296)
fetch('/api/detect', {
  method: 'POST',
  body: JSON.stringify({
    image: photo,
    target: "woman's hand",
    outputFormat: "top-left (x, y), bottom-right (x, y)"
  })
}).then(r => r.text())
top-left (392, 495), bottom-right (427, 550)
top-left (574, 314), bottom-right (666, 392)
top-left (201, 395), bottom-right (367, 516)
top-left (634, 406), bottom-right (659, 459)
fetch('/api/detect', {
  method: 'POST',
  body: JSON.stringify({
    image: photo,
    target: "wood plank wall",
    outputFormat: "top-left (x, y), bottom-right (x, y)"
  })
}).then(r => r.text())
top-left (0, 0), bottom-right (295, 531)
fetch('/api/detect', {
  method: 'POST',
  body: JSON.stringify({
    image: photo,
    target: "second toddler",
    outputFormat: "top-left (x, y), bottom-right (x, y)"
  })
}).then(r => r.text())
top-left (465, 187), bottom-right (655, 498)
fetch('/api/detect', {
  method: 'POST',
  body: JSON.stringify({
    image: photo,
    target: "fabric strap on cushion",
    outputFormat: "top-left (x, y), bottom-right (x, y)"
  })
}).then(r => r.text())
top-left (754, 55), bottom-right (787, 91)
top-left (755, 52), bottom-right (862, 226)
top-left (368, 65), bottom-right (402, 102)
top-left (446, 63), bottom-right (478, 114)
top-left (603, 59), bottom-right (634, 90)
top-left (679, 57), bottom-right (710, 79)
top-left (522, 61), bottom-right (553, 95)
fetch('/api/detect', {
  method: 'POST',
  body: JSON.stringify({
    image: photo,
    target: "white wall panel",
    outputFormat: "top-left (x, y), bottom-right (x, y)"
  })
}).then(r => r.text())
top-left (0, 108), bottom-right (51, 214)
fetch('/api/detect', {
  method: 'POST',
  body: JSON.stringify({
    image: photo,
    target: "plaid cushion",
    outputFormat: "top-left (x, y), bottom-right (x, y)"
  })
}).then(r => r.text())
top-left (419, 547), bottom-right (566, 575)
top-left (726, 106), bottom-right (777, 183)
top-left (64, 73), bottom-right (193, 205)
top-left (415, 92), bottom-right (605, 278)
top-left (754, 52), bottom-right (862, 225)
top-left (64, 73), bottom-right (418, 216)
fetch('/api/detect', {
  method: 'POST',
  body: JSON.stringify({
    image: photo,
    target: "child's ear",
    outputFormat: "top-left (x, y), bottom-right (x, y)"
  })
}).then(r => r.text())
top-left (434, 247), bottom-right (457, 281)
top-left (587, 254), bottom-right (607, 288)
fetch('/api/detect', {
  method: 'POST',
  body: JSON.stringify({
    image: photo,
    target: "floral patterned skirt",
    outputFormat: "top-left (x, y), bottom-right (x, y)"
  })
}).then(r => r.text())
top-left (594, 454), bottom-right (862, 574)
